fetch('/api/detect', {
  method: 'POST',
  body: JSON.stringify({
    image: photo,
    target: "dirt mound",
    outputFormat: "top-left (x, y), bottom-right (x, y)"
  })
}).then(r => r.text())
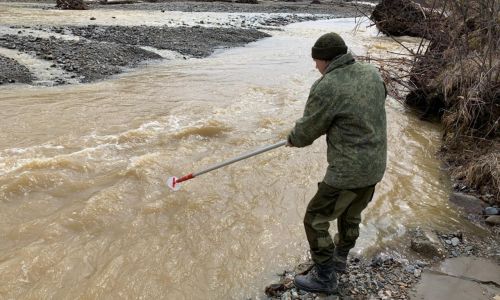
top-left (371, 0), bottom-right (443, 38)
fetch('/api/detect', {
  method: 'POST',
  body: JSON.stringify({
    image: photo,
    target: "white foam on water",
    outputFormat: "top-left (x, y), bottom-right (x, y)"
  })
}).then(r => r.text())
top-left (0, 47), bottom-right (81, 85)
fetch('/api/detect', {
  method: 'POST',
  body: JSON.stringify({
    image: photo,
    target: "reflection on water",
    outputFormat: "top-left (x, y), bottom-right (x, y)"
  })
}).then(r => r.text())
top-left (0, 14), bottom-right (466, 299)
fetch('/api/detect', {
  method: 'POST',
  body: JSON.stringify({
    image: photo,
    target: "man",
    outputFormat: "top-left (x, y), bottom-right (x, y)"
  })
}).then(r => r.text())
top-left (288, 32), bottom-right (387, 294)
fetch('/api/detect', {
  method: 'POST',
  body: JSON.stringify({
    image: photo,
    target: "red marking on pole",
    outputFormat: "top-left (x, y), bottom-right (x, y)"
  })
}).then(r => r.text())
top-left (176, 173), bottom-right (194, 184)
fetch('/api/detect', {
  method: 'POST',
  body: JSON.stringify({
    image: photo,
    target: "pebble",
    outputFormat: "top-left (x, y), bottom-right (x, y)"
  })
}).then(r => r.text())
top-left (483, 207), bottom-right (499, 215)
top-left (415, 260), bottom-right (428, 267)
top-left (485, 215), bottom-right (500, 226)
top-left (405, 265), bottom-right (416, 273)
top-left (281, 291), bottom-right (292, 300)
top-left (451, 237), bottom-right (460, 246)
top-left (414, 269), bottom-right (422, 277)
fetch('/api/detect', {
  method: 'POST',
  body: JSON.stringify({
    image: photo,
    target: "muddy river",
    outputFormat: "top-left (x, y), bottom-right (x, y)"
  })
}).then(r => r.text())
top-left (0, 10), bottom-right (471, 299)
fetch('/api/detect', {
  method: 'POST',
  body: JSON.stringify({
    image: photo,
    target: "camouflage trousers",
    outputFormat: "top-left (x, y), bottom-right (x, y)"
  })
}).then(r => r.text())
top-left (304, 182), bottom-right (375, 265)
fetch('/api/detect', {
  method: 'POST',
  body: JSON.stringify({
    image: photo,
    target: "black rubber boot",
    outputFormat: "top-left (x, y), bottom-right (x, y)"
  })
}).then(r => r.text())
top-left (294, 262), bottom-right (338, 294)
top-left (332, 249), bottom-right (348, 273)
top-left (332, 257), bottom-right (347, 273)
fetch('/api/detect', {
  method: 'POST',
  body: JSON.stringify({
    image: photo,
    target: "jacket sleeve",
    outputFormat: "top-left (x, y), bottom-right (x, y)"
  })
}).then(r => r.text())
top-left (288, 83), bottom-right (336, 147)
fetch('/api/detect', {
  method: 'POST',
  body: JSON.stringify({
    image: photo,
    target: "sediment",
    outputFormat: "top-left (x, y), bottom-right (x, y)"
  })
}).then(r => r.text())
top-left (0, 55), bottom-right (33, 84)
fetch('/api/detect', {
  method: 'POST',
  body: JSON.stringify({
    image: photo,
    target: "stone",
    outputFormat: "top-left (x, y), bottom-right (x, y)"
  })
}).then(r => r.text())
top-left (414, 269), bottom-right (422, 277)
top-left (449, 192), bottom-right (483, 215)
top-left (415, 260), bottom-right (428, 267)
top-left (451, 237), bottom-right (460, 246)
top-left (281, 291), bottom-right (292, 300)
top-left (410, 228), bottom-right (445, 258)
top-left (484, 207), bottom-right (499, 215)
top-left (485, 215), bottom-right (500, 226)
top-left (371, 253), bottom-right (393, 266)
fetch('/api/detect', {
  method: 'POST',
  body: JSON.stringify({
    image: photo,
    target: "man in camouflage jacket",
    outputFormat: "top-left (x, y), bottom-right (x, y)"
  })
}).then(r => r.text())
top-left (289, 32), bottom-right (387, 294)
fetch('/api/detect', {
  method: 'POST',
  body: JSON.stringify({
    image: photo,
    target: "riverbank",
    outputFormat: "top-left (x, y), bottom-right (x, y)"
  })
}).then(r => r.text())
top-left (265, 227), bottom-right (499, 299)
top-left (0, 0), bottom-right (373, 86)
top-left (1, 1), bottom-right (498, 299)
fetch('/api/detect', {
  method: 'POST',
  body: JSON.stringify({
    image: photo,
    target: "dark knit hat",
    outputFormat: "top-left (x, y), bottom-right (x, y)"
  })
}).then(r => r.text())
top-left (311, 32), bottom-right (348, 60)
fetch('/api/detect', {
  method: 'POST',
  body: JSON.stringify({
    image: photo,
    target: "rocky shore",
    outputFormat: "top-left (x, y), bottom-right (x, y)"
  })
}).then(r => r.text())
top-left (0, 0), bottom-right (373, 86)
top-left (0, 55), bottom-right (33, 84)
top-left (0, 25), bottom-right (270, 84)
top-left (265, 227), bottom-right (499, 299)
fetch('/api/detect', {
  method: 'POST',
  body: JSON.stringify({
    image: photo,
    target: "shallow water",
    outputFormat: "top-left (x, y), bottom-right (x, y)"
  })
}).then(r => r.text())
top-left (0, 9), bottom-right (476, 299)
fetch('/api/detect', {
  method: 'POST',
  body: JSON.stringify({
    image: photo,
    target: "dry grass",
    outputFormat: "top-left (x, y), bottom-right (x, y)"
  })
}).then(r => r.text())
top-left (371, 0), bottom-right (500, 203)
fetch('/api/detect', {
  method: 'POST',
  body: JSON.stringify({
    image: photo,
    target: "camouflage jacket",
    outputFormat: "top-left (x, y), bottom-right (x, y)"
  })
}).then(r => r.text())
top-left (288, 53), bottom-right (387, 189)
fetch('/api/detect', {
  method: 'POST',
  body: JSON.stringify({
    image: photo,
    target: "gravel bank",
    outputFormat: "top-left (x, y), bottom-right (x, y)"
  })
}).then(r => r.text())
top-left (0, 0), bottom-right (372, 86)
top-left (0, 55), bottom-right (33, 84)
top-left (0, 26), bottom-right (269, 84)
top-left (89, 0), bottom-right (374, 16)
top-left (0, 34), bottom-right (162, 83)
top-left (265, 228), bottom-right (499, 299)
top-left (67, 25), bottom-right (271, 57)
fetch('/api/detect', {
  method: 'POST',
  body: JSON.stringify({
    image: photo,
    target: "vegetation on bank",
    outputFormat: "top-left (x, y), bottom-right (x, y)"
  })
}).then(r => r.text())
top-left (372, 0), bottom-right (499, 205)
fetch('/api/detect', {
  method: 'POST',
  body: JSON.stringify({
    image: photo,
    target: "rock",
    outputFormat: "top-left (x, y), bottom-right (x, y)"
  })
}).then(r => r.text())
top-left (449, 192), bottom-right (483, 215)
top-left (410, 228), bottom-right (445, 258)
top-left (485, 215), bottom-right (500, 226)
top-left (281, 291), bottom-right (292, 300)
top-left (371, 253), bottom-right (393, 267)
top-left (451, 237), bottom-right (460, 246)
top-left (90, 17), bottom-right (96, 20)
top-left (415, 260), bottom-right (428, 267)
top-left (483, 207), bottom-right (499, 215)
top-left (445, 239), bottom-right (452, 245)
top-left (405, 265), bottom-right (416, 273)
top-left (265, 283), bottom-right (285, 297)
top-left (414, 268), bottom-right (422, 277)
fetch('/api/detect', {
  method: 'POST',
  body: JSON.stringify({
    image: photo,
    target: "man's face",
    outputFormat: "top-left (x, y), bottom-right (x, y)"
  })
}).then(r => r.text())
top-left (314, 59), bottom-right (330, 75)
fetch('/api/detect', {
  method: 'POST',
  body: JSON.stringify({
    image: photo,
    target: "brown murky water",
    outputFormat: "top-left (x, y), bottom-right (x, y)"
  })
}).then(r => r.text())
top-left (0, 9), bottom-right (472, 299)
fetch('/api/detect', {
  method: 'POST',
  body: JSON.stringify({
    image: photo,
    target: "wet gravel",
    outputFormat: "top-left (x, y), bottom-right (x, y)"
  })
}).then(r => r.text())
top-left (0, 54), bottom-right (33, 84)
top-left (265, 255), bottom-right (421, 300)
top-left (264, 228), bottom-right (500, 299)
top-left (66, 25), bottom-right (271, 57)
top-left (0, 0), bottom-right (375, 86)
top-left (91, 0), bottom-right (374, 16)
top-left (0, 34), bottom-right (162, 83)
top-left (0, 26), bottom-right (269, 84)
